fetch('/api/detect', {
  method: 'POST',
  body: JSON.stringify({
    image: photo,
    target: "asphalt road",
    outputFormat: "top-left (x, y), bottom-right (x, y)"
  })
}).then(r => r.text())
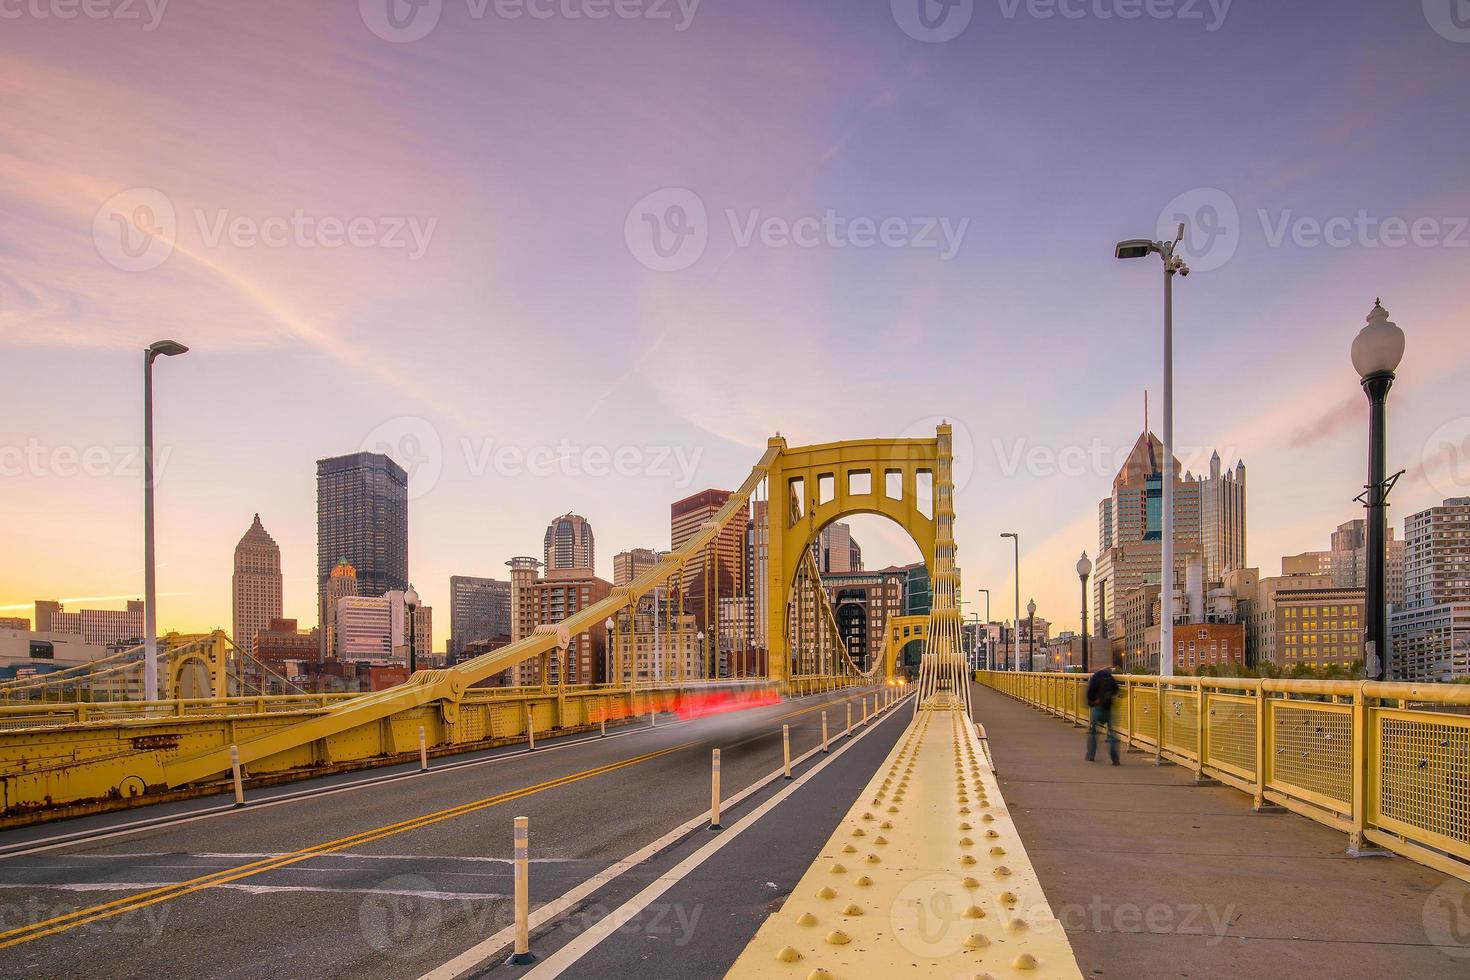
top-left (0, 688), bottom-right (905, 979)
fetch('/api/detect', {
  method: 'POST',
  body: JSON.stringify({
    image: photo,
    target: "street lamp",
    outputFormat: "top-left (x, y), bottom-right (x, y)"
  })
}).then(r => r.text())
top-left (404, 585), bottom-right (419, 674)
top-left (604, 617), bottom-right (616, 686)
top-left (1116, 224), bottom-right (1189, 677)
top-left (696, 630), bottom-right (706, 680)
top-left (1352, 299), bottom-right (1405, 681)
top-left (1000, 532), bottom-right (1020, 671)
top-left (977, 588), bottom-right (991, 669)
top-left (143, 339), bottom-right (188, 702)
top-left (1076, 551), bottom-right (1093, 674)
top-left (1027, 597), bottom-right (1037, 672)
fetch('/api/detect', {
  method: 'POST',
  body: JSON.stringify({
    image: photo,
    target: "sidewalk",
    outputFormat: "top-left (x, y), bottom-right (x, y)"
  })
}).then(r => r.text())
top-left (969, 683), bottom-right (1467, 980)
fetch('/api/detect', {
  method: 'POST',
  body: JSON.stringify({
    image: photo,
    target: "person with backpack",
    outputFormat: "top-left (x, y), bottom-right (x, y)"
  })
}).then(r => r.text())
top-left (1085, 659), bottom-right (1122, 765)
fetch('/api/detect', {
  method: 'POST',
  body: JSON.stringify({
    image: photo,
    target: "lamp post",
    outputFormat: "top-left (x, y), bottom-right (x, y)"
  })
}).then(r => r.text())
top-left (1000, 532), bottom-right (1020, 671)
top-left (143, 339), bottom-right (188, 702)
top-left (1352, 299), bottom-right (1405, 681)
top-left (405, 585), bottom-right (419, 674)
top-left (1076, 551), bottom-right (1093, 674)
top-left (1027, 597), bottom-right (1037, 672)
top-left (977, 588), bottom-right (991, 669)
top-left (696, 630), bottom-right (706, 680)
top-left (604, 617), bottom-right (617, 687)
top-left (1116, 225), bottom-right (1189, 677)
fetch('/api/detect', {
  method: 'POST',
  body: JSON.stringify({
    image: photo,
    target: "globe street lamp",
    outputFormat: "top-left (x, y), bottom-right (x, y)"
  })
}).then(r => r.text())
top-left (143, 339), bottom-right (188, 702)
top-left (1116, 225), bottom-right (1189, 677)
top-left (405, 585), bottom-right (419, 674)
top-left (1000, 532), bottom-right (1020, 671)
top-left (1352, 299), bottom-right (1405, 681)
top-left (1026, 597), bottom-right (1037, 671)
top-left (604, 617), bottom-right (617, 687)
top-left (1076, 551), bottom-right (1093, 674)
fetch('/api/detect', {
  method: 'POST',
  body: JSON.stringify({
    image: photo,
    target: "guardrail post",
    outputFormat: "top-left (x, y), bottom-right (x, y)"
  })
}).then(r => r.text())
top-left (1193, 683), bottom-right (1218, 786)
top-left (229, 744), bottom-right (245, 807)
top-left (710, 749), bottom-right (723, 830)
top-left (782, 724), bottom-right (793, 779)
top-left (1251, 683), bottom-right (1279, 812)
top-left (821, 710), bottom-right (829, 753)
top-left (506, 816), bottom-right (534, 965)
top-left (1346, 684), bottom-right (1389, 856)
top-left (418, 725), bottom-right (428, 771)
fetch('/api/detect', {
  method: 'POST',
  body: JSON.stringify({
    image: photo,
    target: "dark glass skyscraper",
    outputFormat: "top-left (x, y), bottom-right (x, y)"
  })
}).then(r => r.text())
top-left (448, 575), bottom-right (512, 660)
top-left (316, 452), bottom-right (408, 638)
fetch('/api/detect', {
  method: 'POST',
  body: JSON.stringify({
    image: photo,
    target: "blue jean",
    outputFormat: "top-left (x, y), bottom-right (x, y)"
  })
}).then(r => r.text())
top-left (1087, 703), bottom-right (1119, 762)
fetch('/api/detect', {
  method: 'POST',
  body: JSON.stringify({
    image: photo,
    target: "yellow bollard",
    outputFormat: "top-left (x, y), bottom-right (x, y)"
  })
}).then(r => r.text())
top-left (418, 725), bottom-right (428, 771)
top-left (229, 744), bottom-right (245, 807)
top-left (846, 702), bottom-right (853, 738)
top-left (526, 704), bottom-right (536, 752)
top-left (821, 710), bottom-right (829, 753)
top-left (506, 816), bottom-right (534, 965)
top-left (783, 724), bottom-right (793, 779)
top-left (710, 749), bottom-right (723, 830)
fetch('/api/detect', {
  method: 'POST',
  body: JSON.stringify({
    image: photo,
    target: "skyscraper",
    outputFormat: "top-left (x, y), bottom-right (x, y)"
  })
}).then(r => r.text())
top-left (815, 522), bottom-right (864, 573)
top-left (1391, 497), bottom-right (1470, 680)
top-left (449, 575), bottom-right (511, 659)
top-left (671, 488), bottom-right (748, 633)
top-left (232, 514), bottom-right (282, 656)
top-left (543, 513), bottom-right (594, 572)
top-left (613, 548), bottom-right (660, 586)
top-left (1092, 429), bottom-right (1244, 644)
top-left (316, 452), bottom-right (408, 638)
top-left (323, 559), bottom-right (359, 657)
top-left (1283, 519), bottom-right (1405, 605)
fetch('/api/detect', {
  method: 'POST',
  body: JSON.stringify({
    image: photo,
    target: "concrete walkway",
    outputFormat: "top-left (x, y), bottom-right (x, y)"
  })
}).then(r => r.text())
top-left (969, 683), bottom-right (1468, 980)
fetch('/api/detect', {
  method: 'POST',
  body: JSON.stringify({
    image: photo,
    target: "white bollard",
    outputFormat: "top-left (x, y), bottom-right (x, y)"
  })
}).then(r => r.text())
top-left (526, 704), bottom-right (536, 752)
top-left (229, 744), bottom-right (245, 807)
top-left (821, 710), bottom-right (829, 753)
top-left (418, 725), bottom-right (428, 771)
top-left (783, 724), bottom-right (793, 779)
top-left (507, 816), bottom-right (534, 965)
top-left (710, 749), bottom-right (723, 830)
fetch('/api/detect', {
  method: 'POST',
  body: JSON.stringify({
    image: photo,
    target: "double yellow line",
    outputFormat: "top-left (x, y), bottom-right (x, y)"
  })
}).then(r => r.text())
top-left (0, 690), bottom-right (871, 949)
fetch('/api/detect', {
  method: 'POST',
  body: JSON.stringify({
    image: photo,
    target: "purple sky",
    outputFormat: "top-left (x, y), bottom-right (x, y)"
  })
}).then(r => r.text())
top-left (2, 0), bottom-right (1468, 640)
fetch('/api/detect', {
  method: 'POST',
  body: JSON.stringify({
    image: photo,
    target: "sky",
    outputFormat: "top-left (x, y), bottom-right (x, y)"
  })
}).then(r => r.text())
top-left (2, 0), bottom-right (1468, 645)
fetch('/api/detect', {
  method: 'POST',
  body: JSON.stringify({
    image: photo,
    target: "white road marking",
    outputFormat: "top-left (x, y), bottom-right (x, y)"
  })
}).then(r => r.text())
top-left (419, 692), bottom-right (912, 980)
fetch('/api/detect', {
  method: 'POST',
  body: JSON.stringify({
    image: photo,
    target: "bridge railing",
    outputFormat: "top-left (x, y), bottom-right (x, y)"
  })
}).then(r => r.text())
top-left (976, 670), bottom-right (1470, 883)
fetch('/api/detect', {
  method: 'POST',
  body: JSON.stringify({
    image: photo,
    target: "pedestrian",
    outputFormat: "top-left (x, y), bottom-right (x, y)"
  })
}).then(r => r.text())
top-left (1085, 658), bottom-right (1121, 765)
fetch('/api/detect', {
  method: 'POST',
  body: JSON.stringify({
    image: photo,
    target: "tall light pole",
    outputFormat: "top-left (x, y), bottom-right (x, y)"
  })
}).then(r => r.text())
top-left (1352, 299), bottom-right (1405, 681)
top-left (1116, 225), bottom-right (1190, 677)
top-left (1027, 597), bottom-right (1037, 672)
top-left (405, 584), bottom-right (419, 674)
top-left (977, 588), bottom-right (991, 669)
top-left (1000, 533), bottom-right (1020, 671)
top-left (1077, 551), bottom-right (1092, 673)
top-left (143, 339), bottom-right (188, 702)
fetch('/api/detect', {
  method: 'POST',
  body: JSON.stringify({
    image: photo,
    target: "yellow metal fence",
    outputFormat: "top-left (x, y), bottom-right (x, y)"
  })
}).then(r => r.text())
top-left (976, 670), bottom-right (1470, 882)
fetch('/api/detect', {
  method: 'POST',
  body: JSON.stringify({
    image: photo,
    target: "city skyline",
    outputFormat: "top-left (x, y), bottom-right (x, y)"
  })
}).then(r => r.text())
top-left (3, 2), bottom-right (1468, 647)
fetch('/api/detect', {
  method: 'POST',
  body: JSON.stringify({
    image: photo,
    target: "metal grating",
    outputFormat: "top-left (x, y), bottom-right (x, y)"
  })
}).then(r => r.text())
top-left (1378, 713), bottom-right (1470, 855)
top-left (1270, 702), bottom-right (1351, 807)
top-left (1205, 693), bottom-right (1257, 779)
top-left (1162, 689), bottom-right (1198, 758)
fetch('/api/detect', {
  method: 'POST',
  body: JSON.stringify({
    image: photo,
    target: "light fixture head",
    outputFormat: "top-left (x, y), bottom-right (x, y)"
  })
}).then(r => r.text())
top-left (148, 339), bottom-right (189, 358)
top-left (1351, 298), bottom-right (1405, 379)
top-left (1077, 550), bottom-right (1093, 579)
top-left (1114, 239), bottom-right (1157, 260)
top-left (404, 585), bottom-right (419, 609)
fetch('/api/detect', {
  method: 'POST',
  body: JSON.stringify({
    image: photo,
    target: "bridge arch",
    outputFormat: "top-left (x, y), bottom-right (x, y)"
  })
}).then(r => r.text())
top-left (762, 430), bottom-right (945, 683)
